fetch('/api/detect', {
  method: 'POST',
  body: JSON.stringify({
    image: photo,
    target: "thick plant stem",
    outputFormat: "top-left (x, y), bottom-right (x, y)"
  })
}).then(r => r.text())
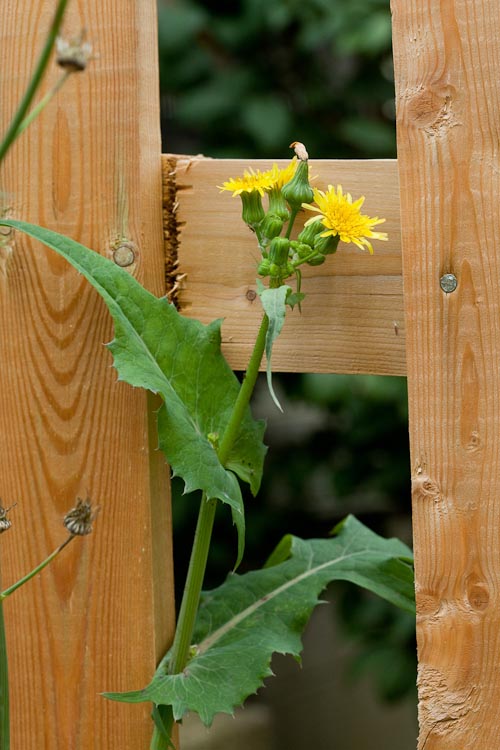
top-left (151, 313), bottom-right (270, 750)
top-left (168, 494), bottom-right (217, 677)
top-left (217, 313), bottom-right (269, 465)
top-left (0, 0), bottom-right (70, 165)
top-left (0, 600), bottom-right (8, 750)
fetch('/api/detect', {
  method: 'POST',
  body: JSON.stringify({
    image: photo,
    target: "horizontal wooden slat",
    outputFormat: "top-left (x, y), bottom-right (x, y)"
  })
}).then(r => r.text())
top-left (163, 156), bottom-right (405, 376)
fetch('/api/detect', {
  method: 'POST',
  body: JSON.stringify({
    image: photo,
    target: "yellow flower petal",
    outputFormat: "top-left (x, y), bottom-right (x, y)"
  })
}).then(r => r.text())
top-left (303, 184), bottom-right (388, 253)
top-left (218, 168), bottom-right (276, 197)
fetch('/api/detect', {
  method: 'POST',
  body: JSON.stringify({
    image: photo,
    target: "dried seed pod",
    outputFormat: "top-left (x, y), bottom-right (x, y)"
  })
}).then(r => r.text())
top-left (0, 502), bottom-right (16, 534)
top-left (63, 497), bottom-right (99, 536)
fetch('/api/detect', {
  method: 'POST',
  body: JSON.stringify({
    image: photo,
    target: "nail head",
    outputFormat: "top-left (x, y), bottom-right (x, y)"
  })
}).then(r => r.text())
top-left (113, 242), bottom-right (136, 268)
top-left (440, 273), bottom-right (457, 294)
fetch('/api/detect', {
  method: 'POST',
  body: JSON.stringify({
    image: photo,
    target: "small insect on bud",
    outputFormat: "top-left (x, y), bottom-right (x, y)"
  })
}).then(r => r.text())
top-left (63, 497), bottom-right (99, 536)
top-left (0, 502), bottom-right (16, 534)
top-left (56, 32), bottom-right (93, 73)
top-left (289, 141), bottom-right (309, 162)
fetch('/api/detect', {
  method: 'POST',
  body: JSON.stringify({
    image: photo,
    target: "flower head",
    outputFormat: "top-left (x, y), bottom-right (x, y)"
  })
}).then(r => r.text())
top-left (302, 185), bottom-right (388, 254)
top-left (63, 497), bottom-right (99, 536)
top-left (264, 158), bottom-right (298, 189)
top-left (219, 168), bottom-right (276, 197)
top-left (0, 502), bottom-right (16, 534)
top-left (56, 31), bottom-right (93, 73)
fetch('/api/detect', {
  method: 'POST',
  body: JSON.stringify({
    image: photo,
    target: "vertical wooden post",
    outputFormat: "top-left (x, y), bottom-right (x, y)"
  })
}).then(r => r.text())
top-left (0, 2), bottom-right (174, 748)
top-left (392, 1), bottom-right (500, 747)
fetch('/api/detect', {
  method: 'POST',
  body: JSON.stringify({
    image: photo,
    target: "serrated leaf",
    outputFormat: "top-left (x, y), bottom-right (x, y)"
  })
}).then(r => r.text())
top-left (105, 515), bottom-right (414, 727)
top-left (1, 220), bottom-right (267, 563)
top-left (257, 283), bottom-right (290, 411)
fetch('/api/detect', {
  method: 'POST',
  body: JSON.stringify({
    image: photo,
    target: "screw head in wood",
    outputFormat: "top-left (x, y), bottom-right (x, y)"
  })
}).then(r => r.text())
top-left (113, 242), bottom-right (136, 267)
top-left (440, 273), bottom-right (457, 294)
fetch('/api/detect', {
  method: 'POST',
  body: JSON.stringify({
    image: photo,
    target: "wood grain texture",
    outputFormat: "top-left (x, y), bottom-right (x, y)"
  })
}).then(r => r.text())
top-left (0, 2), bottom-right (174, 748)
top-left (392, 1), bottom-right (500, 747)
top-left (164, 156), bottom-right (406, 375)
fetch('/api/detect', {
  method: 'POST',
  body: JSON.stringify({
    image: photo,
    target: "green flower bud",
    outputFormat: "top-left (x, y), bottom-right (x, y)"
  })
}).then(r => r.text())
top-left (281, 160), bottom-right (314, 209)
top-left (297, 218), bottom-right (324, 247)
top-left (269, 262), bottom-right (281, 278)
top-left (240, 191), bottom-right (265, 227)
top-left (268, 187), bottom-right (290, 221)
top-left (314, 233), bottom-right (340, 256)
top-left (269, 237), bottom-right (291, 266)
top-left (307, 254), bottom-right (326, 266)
top-left (257, 258), bottom-right (271, 276)
top-left (260, 213), bottom-right (284, 241)
top-left (290, 241), bottom-right (314, 260)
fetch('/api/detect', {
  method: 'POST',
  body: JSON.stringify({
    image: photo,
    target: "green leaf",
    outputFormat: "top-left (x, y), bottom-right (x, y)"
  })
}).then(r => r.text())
top-left (257, 283), bottom-right (290, 411)
top-left (105, 515), bottom-right (414, 727)
top-left (1, 220), bottom-right (267, 563)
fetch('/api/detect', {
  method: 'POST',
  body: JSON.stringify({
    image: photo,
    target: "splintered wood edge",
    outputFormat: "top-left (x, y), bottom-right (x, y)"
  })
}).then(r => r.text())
top-left (162, 154), bottom-right (406, 377)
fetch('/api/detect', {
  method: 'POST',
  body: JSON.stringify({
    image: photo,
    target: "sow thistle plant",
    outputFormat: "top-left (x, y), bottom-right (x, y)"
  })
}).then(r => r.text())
top-left (0, 6), bottom-right (412, 749)
top-left (0, 142), bottom-right (411, 749)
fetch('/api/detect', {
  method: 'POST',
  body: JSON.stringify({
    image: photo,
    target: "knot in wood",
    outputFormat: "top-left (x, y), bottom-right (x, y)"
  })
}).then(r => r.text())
top-left (465, 574), bottom-right (490, 612)
top-left (405, 84), bottom-right (458, 136)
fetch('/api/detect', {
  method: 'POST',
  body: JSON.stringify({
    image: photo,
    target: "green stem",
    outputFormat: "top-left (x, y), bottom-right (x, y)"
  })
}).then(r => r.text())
top-left (0, 535), bottom-right (74, 600)
top-left (0, 0), bottom-right (71, 165)
top-left (292, 248), bottom-right (319, 269)
top-left (217, 313), bottom-right (269, 465)
top-left (14, 72), bottom-right (71, 139)
top-left (167, 494), bottom-right (217, 677)
top-left (0, 533), bottom-right (77, 750)
top-left (285, 207), bottom-right (299, 239)
top-left (0, 600), bottom-right (9, 750)
top-left (151, 313), bottom-right (270, 750)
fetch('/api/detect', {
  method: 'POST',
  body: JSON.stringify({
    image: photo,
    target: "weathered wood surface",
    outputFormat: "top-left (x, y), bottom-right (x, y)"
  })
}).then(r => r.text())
top-left (165, 156), bottom-right (406, 376)
top-left (392, 0), bottom-right (500, 747)
top-left (0, 2), bottom-right (174, 748)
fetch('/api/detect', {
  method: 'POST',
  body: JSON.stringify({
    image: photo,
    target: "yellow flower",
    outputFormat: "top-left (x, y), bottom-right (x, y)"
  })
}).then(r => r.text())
top-left (219, 159), bottom-right (299, 198)
top-left (264, 158), bottom-right (298, 189)
top-left (302, 184), bottom-right (388, 254)
top-left (219, 168), bottom-right (276, 197)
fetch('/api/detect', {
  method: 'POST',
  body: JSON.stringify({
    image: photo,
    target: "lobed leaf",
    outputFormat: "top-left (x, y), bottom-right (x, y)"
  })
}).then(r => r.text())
top-left (1, 220), bottom-right (267, 562)
top-left (106, 515), bottom-right (414, 726)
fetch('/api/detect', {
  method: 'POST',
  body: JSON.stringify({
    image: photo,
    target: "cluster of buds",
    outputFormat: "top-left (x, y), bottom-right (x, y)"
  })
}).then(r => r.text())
top-left (256, 144), bottom-right (339, 288)
top-left (221, 142), bottom-right (334, 295)
top-left (220, 141), bottom-right (388, 299)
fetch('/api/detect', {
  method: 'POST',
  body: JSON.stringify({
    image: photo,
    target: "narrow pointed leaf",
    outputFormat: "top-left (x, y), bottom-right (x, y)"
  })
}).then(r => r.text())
top-left (1, 220), bottom-right (267, 561)
top-left (105, 515), bottom-right (414, 726)
top-left (257, 284), bottom-right (291, 411)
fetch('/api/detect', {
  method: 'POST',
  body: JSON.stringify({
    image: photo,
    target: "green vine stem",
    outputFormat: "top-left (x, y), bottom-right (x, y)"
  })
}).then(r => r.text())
top-left (150, 313), bottom-right (270, 750)
top-left (0, 0), bottom-right (70, 165)
top-left (0, 533), bottom-right (76, 750)
top-left (0, 601), bottom-right (8, 750)
top-left (0, 535), bottom-right (74, 601)
top-left (13, 71), bottom-right (71, 140)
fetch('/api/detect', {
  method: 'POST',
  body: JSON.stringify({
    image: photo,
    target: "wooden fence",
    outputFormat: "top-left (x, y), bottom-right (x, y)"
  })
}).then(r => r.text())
top-left (1, 0), bottom-right (499, 748)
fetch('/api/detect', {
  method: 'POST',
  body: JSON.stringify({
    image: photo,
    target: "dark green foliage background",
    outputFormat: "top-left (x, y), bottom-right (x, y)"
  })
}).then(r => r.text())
top-left (158, 0), bottom-right (415, 704)
top-left (158, 0), bottom-right (396, 158)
